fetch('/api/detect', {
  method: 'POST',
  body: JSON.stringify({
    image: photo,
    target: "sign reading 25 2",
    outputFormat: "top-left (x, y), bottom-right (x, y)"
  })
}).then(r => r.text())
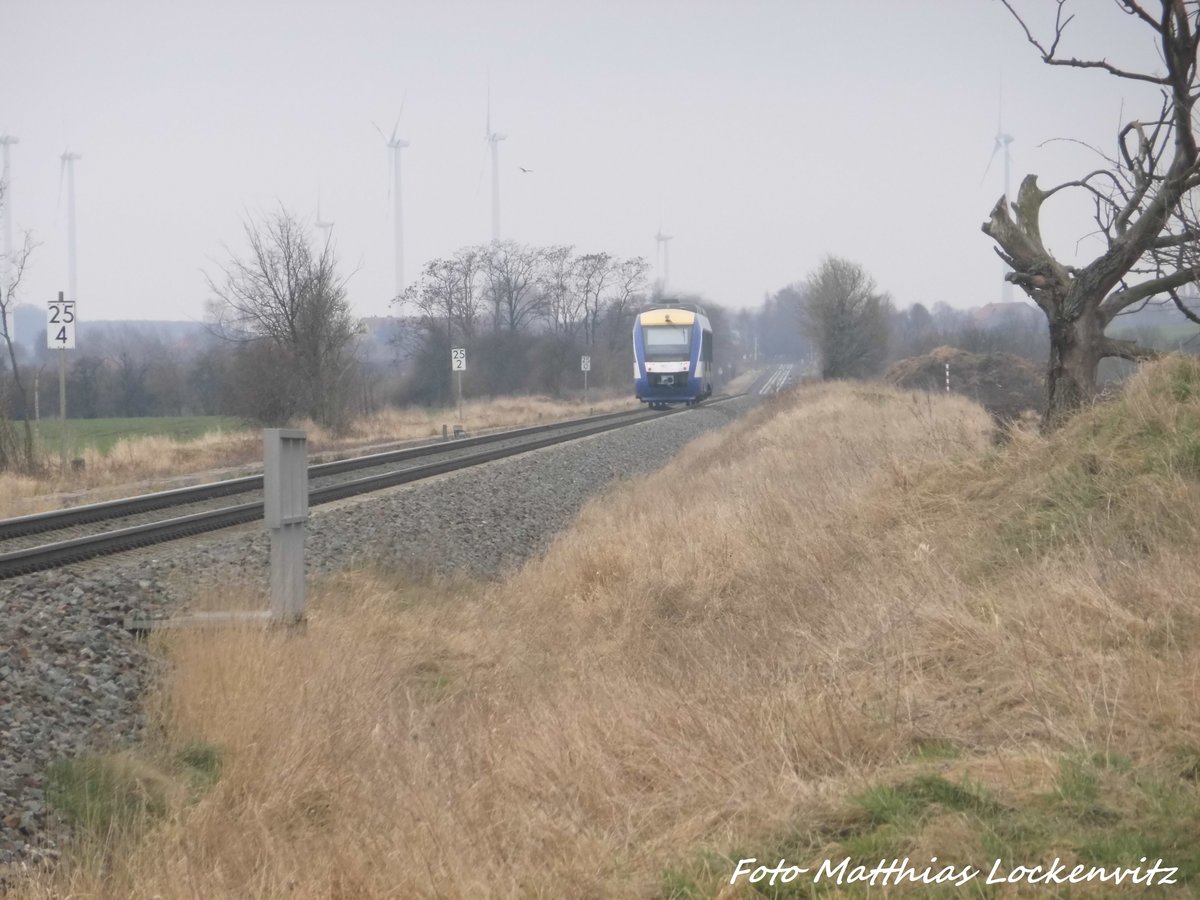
top-left (47, 297), bottom-right (77, 350)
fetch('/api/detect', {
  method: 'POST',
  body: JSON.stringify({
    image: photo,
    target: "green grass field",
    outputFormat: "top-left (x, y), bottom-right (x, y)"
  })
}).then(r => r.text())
top-left (31, 416), bottom-right (248, 456)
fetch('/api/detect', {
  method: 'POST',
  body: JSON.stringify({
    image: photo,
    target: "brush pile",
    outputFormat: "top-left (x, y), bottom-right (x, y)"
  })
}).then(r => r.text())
top-left (885, 345), bottom-right (1044, 420)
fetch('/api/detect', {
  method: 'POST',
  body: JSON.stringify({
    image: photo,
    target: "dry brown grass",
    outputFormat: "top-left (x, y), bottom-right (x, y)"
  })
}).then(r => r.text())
top-left (0, 394), bottom-right (637, 519)
top-left (20, 360), bottom-right (1200, 898)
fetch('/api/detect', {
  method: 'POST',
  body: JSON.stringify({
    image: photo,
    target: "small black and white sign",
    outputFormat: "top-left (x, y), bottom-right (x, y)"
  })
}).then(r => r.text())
top-left (581, 355), bottom-right (591, 372)
top-left (47, 298), bottom-right (76, 349)
top-left (451, 347), bottom-right (467, 371)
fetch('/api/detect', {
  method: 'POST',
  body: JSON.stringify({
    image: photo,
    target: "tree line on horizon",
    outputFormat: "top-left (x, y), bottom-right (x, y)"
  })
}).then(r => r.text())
top-left (759, 252), bottom-right (1197, 390)
top-left (397, 240), bottom-right (697, 405)
top-left (0, 205), bottom-right (760, 472)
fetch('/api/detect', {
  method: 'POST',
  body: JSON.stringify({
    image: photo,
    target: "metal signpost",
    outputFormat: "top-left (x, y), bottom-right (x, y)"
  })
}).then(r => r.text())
top-left (47, 291), bottom-right (76, 466)
top-left (123, 430), bottom-right (309, 635)
top-left (264, 428), bottom-right (308, 624)
top-left (451, 347), bottom-right (466, 422)
top-left (581, 354), bottom-right (591, 404)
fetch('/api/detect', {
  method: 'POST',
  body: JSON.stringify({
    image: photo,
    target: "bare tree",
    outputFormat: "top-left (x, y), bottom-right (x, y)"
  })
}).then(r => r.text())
top-left (541, 245), bottom-right (585, 339)
top-left (69, 354), bottom-right (106, 418)
top-left (801, 256), bottom-right (890, 379)
top-left (0, 180), bottom-right (38, 469)
top-left (602, 256), bottom-right (649, 352)
top-left (573, 252), bottom-right (614, 347)
top-left (207, 208), bottom-right (359, 428)
top-left (114, 346), bottom-right (152, 416)
top-left (396, 247), bottom-right (488, 403)
top-left (985, 1), bottom-right (1200, 427)
top-left (394, 243), bottom-right (651, 401)
top-left (400, 246), bottom-right (486, 344)
top-left (484, 241), bottom-right (547, 333)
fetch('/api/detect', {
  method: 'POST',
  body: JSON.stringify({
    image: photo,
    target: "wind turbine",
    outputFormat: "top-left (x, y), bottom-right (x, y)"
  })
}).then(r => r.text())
top-left (654, 229), bottom-right (673, 294)
top-left (1, 134), bottom-right (18, 341)
top-left (983, 107), bottom-right (1015, 304)
top-left (374, 106), bottom-right (409, 299)
top-left (61, 150), bottom-right (81, 306)
top-left (315, 190), bottom-right (334, 241)
top-left (487, 85), bottom-right (506, 242)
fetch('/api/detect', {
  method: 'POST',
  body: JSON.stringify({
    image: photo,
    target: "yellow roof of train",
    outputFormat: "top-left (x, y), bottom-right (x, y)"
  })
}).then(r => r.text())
top-left (639, 308), bottom-right (695, 326)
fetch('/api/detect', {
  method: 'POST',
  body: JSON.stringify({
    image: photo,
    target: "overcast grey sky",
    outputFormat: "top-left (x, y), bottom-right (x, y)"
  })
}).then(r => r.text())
top-left (2, 0), bottom-right (1168, 324)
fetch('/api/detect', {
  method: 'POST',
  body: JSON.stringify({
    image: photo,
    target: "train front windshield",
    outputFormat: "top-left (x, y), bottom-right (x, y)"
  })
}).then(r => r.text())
top-left (643, 325), bottom-right (691, 361)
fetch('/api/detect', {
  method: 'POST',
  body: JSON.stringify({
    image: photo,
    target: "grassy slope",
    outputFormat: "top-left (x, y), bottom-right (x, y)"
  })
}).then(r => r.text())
top-left (18, 359), bottom-right (1200, 898)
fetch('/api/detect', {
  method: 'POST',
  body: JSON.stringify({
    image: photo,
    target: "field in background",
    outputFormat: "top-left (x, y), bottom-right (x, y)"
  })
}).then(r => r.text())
top-left (0, 393), bottom-right (639, 519)
top-left (33, 416), bottom-right (244, 456)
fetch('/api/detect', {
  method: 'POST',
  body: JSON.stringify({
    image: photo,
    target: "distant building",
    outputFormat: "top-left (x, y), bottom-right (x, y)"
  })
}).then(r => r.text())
top-left (969, 302), bottom-right (1042, 328)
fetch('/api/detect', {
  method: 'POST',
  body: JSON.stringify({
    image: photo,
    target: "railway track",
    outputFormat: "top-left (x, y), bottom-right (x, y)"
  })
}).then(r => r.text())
top-left (0, 399), bottom-right (737, 579)
top-left (758, 363), bottom-right (795, 394)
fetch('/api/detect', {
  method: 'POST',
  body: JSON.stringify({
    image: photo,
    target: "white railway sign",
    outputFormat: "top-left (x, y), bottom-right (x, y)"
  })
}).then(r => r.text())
top-left (451, 347), bottom-right (466, 371)
top-left (581, 355), bottom-right (591, 372)
top-left (48, 296), bottom-right (76, 349)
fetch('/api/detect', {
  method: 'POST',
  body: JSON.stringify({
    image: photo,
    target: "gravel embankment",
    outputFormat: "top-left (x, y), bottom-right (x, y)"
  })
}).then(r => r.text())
top-left (0, 397), bottom-right (756, 876)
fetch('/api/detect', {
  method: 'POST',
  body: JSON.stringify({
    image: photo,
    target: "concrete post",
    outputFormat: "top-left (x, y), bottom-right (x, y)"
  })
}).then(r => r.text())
top-left (264, 428), bottom-right (308, 624)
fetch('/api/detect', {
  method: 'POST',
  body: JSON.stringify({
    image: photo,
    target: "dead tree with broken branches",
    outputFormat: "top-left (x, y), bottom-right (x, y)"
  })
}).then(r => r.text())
top-left (984, 0), bottom-right (1200, 427)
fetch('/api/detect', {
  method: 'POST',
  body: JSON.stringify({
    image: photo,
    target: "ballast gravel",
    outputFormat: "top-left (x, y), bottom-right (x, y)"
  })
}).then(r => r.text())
top-left (0, 397), bottom-right (756, 877)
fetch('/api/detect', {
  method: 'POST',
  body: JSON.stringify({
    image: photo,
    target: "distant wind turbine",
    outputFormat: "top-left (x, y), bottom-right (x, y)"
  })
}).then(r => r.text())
top-left (315, 190), bottom-right (334, 240)
top-left (374, 103), bottom-right (410, 299)
top-left (487, 84), bottom-right (506, 242)
top-left (1, 134), bottom-right (18, 341)
top-left (655, 229), bottom-right (673, 294)
top-left (983, 98), bottom-right (1015, 304)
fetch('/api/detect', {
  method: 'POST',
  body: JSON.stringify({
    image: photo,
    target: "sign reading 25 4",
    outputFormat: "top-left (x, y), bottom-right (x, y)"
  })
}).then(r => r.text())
top-left (47, 297), bottom-right (77, 350)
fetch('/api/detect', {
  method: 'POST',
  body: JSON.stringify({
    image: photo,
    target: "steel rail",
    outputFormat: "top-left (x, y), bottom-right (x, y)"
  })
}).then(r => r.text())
top-left (0, 398), bottom-right (737, 579)
top-left (0, 406), bottom-right (655, 542)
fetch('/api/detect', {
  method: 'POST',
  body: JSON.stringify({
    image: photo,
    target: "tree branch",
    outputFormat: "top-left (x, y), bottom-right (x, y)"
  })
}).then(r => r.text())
top-left (999, 0), bottom-right (1172, 82)
top-left (1116, 0), bottom-right (1164, 31)
top-left (1168, 285), bottom-right (1200, 325)
top-left (1099, 266), bottom-right (1200, 320)
top-left (1151, 228), bottom-right (1200, 248)
top-left (1041, 169), bottom-right (1124, 205)
top-left (1101, 335), bottom-right (1162, 361)
top-left (1043, 56), bottom-right (1171, 84)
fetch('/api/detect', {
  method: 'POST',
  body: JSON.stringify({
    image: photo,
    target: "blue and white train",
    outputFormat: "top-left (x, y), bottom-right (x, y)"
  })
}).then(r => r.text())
top-left (633, 304), bottom-right (714, 409)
